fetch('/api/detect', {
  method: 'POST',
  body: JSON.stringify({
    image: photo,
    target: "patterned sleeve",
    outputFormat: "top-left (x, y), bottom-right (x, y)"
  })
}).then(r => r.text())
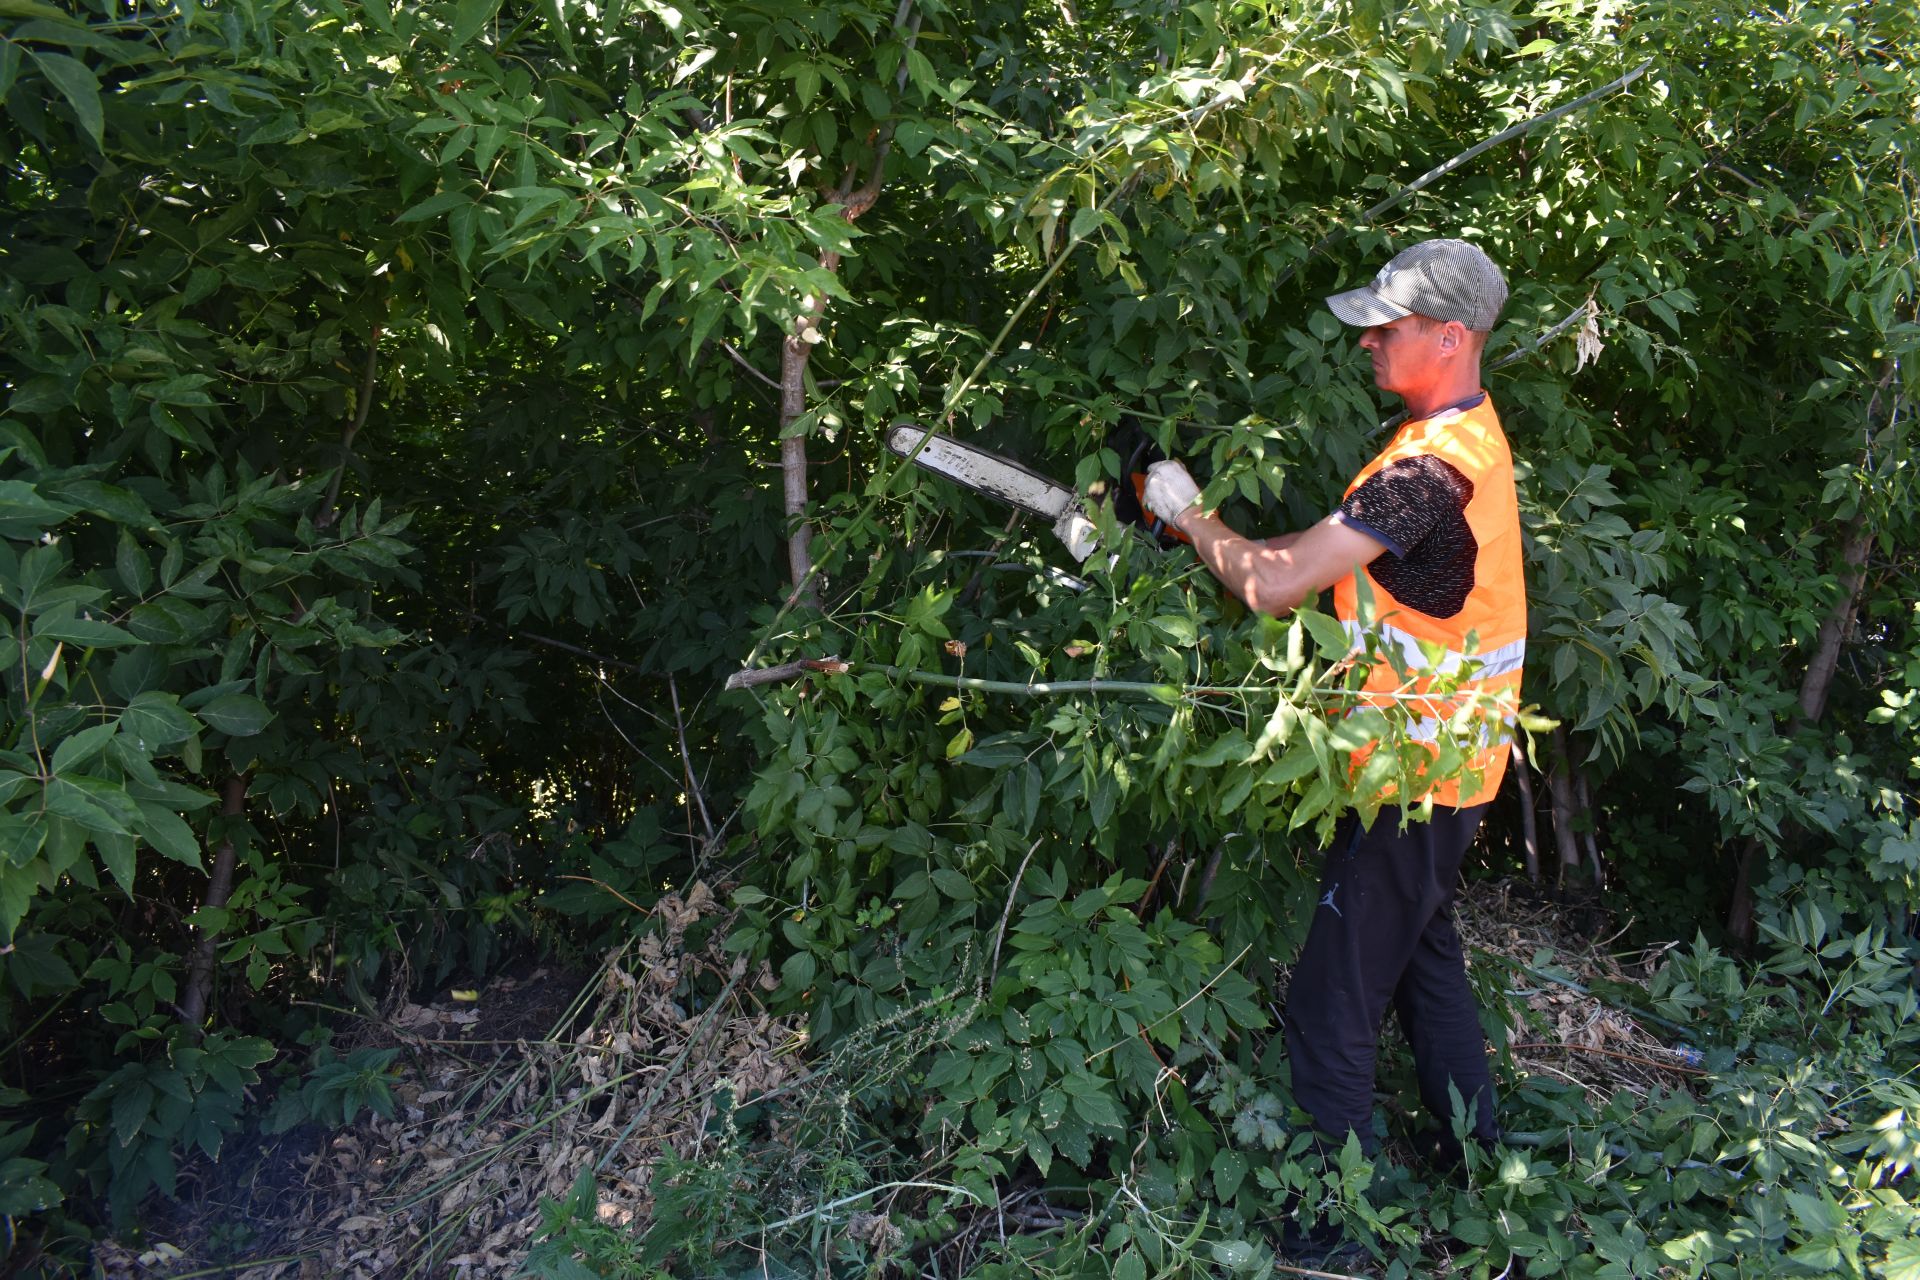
top-left (1333, 456), bottom-right (1473, 559)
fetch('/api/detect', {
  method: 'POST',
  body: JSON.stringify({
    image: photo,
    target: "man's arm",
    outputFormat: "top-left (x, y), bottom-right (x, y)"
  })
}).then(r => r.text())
top-left (1177, 510), bottom-right (1388, 617)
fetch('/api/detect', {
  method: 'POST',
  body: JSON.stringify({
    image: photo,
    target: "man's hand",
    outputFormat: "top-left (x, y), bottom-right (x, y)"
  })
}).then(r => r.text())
top-left (1143, 460), bottom-right (1202, 529)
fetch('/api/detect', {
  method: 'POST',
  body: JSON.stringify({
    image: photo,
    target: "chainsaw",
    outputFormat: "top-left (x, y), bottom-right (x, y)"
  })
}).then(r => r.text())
top-left (886, 421), bottom-right (1193, 564)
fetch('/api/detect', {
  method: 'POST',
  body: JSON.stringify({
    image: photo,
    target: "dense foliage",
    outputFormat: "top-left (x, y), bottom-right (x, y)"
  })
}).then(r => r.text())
top-left (0, 0), bottom-right (1916, 1271)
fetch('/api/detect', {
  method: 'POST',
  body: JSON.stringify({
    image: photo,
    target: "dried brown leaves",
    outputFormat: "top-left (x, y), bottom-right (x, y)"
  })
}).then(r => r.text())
top-left (143, 883), bottom-right (801, 1280)
top-left (1456, 880), bottom-right (1695, 1096)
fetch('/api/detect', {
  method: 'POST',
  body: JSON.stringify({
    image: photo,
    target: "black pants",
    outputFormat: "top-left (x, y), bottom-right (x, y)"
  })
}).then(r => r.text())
top-left (1283, 804), bottom-right (1498, 1155)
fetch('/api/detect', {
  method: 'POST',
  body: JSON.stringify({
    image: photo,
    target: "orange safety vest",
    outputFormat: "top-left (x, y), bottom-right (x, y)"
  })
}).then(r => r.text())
top-left (1331, 393), bottom-right (1527, 808)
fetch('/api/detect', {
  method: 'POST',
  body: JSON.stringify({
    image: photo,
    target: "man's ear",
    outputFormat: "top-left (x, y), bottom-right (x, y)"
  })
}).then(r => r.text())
top-left (1438, 319), bottom-right (1467, 355)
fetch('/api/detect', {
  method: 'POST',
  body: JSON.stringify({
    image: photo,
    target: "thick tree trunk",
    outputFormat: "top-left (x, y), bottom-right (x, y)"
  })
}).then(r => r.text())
top-left (1511, 741), bottom-right (1541, 883)
top-left (179, 776), bottom-right (249, 1029)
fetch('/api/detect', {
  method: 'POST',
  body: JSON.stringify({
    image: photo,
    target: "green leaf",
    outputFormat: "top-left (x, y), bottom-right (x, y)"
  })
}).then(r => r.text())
top-left (110, 1080), bottom-right (152, 1147)
top-left (95, 831), bottom-right (135, 894)
top-left (120, 692), bottom-right (197, 749)
top-left (1298, 609), bottom-right (1352, 656)
top-left (894, 118), bottom-right (934, 157)
top-left (450, 0), bottom-right (502, 49)
top-left (0, 812), bottom-right (46, 869)
top-left (0, 0), bottom-right (84, 21)
top-left (45, 777), bottom-right (134, 836)
top-left (929, 868), bottom-right (974, 901)
top-left (0, 479), bottom-right (74, 535)
top-left (541, 0), bottom-right (576, 59)
top-left (1212, 1147), bottom-right (1248, 1200)
top-left (779, 949), bottom-right (816, 991)
top-left (50, 722), bottom-right (116, 775)
top-left (196, 694), bottom-right (273, 737)
top-left (957, 737), bottom-right (1028, 768)
top-left (31, 604), bottom-right (137, 649)
top-left (397, 189), bottom-right (472, 222)
top-left (32, 51), bottom-right (103, 149)
top-left (115, 530), bottom-right (152, 597)
top-left (1880, 1237), bottom-right (1920, 1280)
top-left (133, 802), bottom-right (202, 868)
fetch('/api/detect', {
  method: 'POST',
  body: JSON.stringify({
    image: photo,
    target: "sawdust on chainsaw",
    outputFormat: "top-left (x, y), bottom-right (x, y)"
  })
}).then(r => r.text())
top-left (112, 882), bottom-right (801, 1280)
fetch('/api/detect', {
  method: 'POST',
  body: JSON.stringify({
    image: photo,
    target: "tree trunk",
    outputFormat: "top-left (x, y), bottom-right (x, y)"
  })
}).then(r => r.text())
top-left (1548, 727), bottom-right (1582, 884)
top-left (179, 776), bottom-right (249, 1029)
top-left (770, 1), bottom-right (918, 609)
top-left (1796, 517), bottom-right (1872, 725)
top-left (1726, 514), bottom-right (1873, 942)
top-left (1725, 341), bottom-right (1893, 943)
top-left (1574, 768), bottom-right (1605, 890)
top-left (316, 324), bottom-right (381, 531)
top-left (1511, 741), bottom-right (1541, 883)
top-left (778, 318), bottom-right (821, 606)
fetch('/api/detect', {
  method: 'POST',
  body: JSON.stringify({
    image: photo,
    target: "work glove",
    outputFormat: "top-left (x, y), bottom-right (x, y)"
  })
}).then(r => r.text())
top-left (1052, 506), bottom-right (1099, 563)
top-left (1142, 459), bottom-right (1202, 529)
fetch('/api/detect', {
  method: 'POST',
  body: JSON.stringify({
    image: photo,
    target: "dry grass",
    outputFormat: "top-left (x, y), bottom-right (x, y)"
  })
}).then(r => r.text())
top-left (1456, 879), bottom-right (1702, 1097)
top-left (113, 883), bottom-right (803, 1280)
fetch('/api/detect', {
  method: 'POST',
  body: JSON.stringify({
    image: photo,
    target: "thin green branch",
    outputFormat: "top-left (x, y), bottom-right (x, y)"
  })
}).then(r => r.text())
top-left (758, 1180), bottom-right (984, 1233)
top-left (1278, 59), bottom-right (1655, 287)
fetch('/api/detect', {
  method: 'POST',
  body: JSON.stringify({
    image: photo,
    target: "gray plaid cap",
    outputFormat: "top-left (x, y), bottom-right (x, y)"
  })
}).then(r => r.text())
top-left (1325, 238), bottom-right (1509, 332)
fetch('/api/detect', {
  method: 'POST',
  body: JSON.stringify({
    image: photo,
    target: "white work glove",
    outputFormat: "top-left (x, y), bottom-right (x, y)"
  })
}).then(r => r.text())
top-left (1052, 506), bottom-right (1099, 563)
top-left (1143, 459), bottom-right (1202, 529)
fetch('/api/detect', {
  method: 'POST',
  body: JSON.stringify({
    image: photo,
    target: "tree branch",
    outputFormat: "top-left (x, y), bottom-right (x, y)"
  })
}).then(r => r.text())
top-left (775, 0), bottom-right (921, 606)
top-left (1278, 60), bottom-right (1654, 287)
top-left (317, 324), bottom-right (382, 530)
top-left (1488, 300), bottom-right (1592, 371)
top-left (178, 776), bottom-right (249, 1030)
top-left (721, 341), bottom-right (781, 388)
top-left (1510, 741), bottom-right (1541, 883)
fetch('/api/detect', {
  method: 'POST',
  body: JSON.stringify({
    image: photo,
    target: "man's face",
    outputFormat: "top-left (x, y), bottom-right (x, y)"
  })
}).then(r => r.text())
top-left (1356, 314), bottom-right (1447, 398)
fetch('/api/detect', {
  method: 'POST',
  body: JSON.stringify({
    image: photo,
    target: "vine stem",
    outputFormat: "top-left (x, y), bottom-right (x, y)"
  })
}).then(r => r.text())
top-left (758, 1180), bottom-right (984, 1233)
top-left (728, 655), bottom-right (1477, 707)
top-left (1084, 942), bottom-right (1252, 1063)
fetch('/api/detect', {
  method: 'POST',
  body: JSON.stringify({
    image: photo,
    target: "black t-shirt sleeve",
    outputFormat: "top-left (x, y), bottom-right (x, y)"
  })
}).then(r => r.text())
top-left (1336, 455), bottom-right (1471, 558)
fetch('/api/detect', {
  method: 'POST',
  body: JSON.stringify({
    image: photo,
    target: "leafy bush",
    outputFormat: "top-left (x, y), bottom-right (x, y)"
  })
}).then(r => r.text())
top-left (1, 0), bottom-right (1917, 1261)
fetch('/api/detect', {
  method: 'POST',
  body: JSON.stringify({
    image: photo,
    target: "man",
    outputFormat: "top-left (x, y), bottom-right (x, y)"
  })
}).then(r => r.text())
top-left (1142, 239), bottom-right (1523, 1186)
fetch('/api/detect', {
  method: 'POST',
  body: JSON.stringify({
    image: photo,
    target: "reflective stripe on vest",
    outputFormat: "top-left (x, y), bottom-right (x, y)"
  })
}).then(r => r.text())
top-left (1339, 619), bottom-right (1528, 683)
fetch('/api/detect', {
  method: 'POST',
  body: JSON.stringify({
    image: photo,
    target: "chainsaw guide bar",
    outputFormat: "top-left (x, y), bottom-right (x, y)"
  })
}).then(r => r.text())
top-left (886, 424), bottom-right (1076, 522)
